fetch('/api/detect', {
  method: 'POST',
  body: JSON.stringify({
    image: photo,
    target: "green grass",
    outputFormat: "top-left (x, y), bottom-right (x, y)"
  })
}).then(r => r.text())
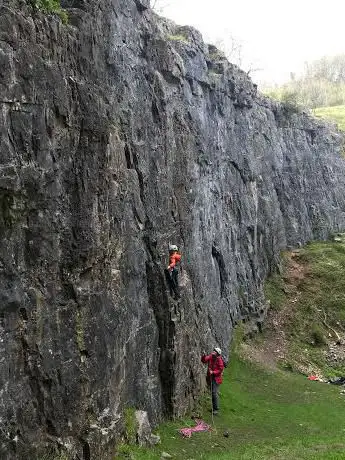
top-left (167, 34), bottom-right (188, 43)
top-left (115, 355), bottom-right (345, 459)
top-left (290, 242), bottom-right (345, 330)
top-left (313, 105), bottom-right (345, 131)
top-left (263, 240), bottom-right (345, 378)
top-left (116, 241), bottom-right (345, 459)
top-left (124, 407), bottom-right (138, 445)
top-left (263, 272), bottom-right (287, 311)
top-left (285, 242), bottom-right (345, 377)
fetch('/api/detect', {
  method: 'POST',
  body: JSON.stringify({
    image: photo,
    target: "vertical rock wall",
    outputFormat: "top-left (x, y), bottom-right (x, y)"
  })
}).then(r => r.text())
top-left (0, 0), bottom-right (345, 457)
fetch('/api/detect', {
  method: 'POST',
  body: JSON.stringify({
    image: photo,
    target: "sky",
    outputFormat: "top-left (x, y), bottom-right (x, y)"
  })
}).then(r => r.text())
top-left (154, 0), bottom-right (344, 85)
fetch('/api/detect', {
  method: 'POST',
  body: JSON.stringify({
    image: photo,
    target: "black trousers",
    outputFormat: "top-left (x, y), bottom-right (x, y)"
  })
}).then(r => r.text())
top-left (165, 268), bottom-right (180, 298)
top-left (211, 379), bottom-right (220, 411)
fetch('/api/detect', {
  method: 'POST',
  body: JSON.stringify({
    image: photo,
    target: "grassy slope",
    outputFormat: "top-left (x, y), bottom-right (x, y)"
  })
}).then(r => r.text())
top-left (117, 356), bottom-right (345, 459)
top-left (313, 105), bottom-right (345, 131)
top-left (263, 240), bottom-right (345, 378)
top-left (117, 240), bottom-right (345, 459)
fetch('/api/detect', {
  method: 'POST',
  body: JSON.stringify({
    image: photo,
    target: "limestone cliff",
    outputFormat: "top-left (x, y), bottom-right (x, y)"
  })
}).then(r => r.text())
top-left (1, 0), bottom-right (345, 458)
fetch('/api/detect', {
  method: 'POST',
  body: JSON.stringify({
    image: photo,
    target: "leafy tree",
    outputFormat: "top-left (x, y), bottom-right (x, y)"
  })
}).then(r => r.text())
top-left (214, 35), bottom-right (262, 76)
top-left (263, 55), bottom-right (345, 109)
top-left (304, 55), bottom-right (345, 84)
top-left (150, 0), bottom-right (169, 13)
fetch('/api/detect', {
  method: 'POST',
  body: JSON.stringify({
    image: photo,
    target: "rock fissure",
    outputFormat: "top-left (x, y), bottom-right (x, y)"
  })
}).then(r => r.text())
top-left (143, 232), bottom-right (176, 416)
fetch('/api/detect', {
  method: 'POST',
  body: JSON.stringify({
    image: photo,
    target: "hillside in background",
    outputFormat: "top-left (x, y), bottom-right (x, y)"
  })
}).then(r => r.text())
top-left (248, 237), bottom-right (345, 379)
top-left (262, 55), bottom-right (345, 127)
top-left (313, 106), bottom-right (345, 132)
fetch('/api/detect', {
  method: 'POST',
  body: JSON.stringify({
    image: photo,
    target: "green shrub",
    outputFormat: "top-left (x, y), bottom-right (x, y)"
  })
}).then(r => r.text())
top-left (281, 90), bottom-right (304, 113)
top-left (311, 324), bottom-right (327, 347)
top-left (263, 79), bottom-right (345, 110)
top-left (167, 34), bottom-right (188, 43)
top-left (30, 0), bottom-right (68, 23)
top-left (208, 48), bottom-right (227, 62)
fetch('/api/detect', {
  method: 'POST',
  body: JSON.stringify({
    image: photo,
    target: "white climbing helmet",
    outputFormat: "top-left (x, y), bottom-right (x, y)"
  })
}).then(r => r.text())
top-left (169, 244), bottom-right (178, 251)
top-left (214, 347), bottom-right (222, 355)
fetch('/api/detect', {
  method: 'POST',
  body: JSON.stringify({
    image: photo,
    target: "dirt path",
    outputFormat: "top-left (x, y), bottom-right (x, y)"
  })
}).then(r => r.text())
top-left (242, 251), bottom-right (308, 369)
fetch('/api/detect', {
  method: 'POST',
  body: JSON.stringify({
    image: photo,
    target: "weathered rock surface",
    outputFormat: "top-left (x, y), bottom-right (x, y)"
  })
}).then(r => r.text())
top-left (0, 0), bottom-right (345, 458)
top-left (135, 410), bottom-right (160, 447)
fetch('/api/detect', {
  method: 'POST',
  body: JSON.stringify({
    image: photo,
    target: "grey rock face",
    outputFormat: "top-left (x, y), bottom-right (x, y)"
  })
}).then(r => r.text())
top-left (135, 410), bottom-right (160, 446)
top-left (0, 0), bottom-right (345, 458)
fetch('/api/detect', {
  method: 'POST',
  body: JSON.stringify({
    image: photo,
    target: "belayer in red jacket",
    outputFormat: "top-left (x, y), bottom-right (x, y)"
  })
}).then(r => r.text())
top-left (201, 347), bottom-right (224, 415)
top-left (166, 244), bottom-right (181, 299)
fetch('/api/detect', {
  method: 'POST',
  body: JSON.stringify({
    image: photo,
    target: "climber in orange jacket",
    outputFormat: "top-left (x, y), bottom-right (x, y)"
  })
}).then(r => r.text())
top-left (166, 245), bottom-right (181, 299)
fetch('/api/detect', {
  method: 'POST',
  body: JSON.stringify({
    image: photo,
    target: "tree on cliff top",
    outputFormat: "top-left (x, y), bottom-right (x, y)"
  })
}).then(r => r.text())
top-left (150, 0), bottom-right (170, 13)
